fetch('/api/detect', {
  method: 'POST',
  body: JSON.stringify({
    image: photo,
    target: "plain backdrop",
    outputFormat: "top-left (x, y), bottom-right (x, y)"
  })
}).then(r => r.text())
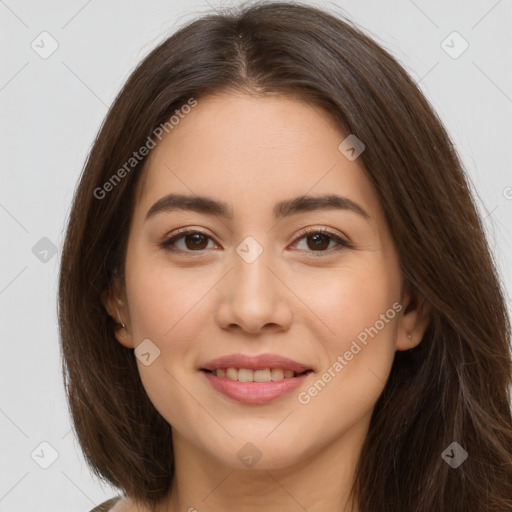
top-left (1, 0), bottom-right (511, 510)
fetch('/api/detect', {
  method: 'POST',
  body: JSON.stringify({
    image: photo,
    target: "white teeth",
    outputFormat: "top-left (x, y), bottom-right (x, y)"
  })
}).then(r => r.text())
top-left (254, 369), bottom-right (271, 382)
top-left (271, 368), bottom-right (284, 381)
top-left (238, 368), bottom-right (254, 382)
top-left (212, 367), bottom-right (302, 382)
top-left (226, 367), bottom-right (238, 380)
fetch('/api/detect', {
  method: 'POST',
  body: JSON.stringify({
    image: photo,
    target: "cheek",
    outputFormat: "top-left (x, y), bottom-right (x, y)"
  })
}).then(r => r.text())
top-left (295, 261), bottom-right (399, 405)
top-left (124, 259), bottom-right (215, 427)
top-left (126, 255), bottom-right (212, 345)
top-left (299, 260), bottom-right (399, 344)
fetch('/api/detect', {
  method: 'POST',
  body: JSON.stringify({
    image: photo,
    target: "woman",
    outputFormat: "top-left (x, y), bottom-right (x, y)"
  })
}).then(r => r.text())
top-left (58, 1), bottom-right (512, 511)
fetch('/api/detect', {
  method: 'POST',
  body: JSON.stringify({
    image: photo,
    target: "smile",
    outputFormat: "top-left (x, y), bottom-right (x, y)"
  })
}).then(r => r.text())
top-left (200, 353), bottom-right (314, 404)
top-left (206, 367), bottom-right (306, 382)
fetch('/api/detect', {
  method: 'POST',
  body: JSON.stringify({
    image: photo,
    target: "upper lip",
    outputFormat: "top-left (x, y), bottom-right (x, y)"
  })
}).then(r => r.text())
top-left (200, 353), bottom-right (313, 373)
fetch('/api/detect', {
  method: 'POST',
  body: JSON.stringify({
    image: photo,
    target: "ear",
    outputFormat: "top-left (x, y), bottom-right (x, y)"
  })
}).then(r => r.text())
top-left (101, 277), bottom-right (135, 349)
top-left (396, 283), bottom-right (430, 351)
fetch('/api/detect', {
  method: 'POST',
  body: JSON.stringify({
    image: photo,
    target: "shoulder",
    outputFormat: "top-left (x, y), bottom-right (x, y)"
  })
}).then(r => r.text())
top-left (89, 496), bottom-right (148, 512)
top-left (88, 497), bottom-right (122, 512)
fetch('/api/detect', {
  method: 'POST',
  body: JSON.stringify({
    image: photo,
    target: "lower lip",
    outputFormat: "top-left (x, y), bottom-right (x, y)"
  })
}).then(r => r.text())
top-left (202, 371), bottom-right (311, 404)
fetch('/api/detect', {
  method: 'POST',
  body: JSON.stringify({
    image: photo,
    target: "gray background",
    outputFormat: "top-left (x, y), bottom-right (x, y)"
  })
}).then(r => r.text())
top-left (1, 0), bottom-right (511, 510)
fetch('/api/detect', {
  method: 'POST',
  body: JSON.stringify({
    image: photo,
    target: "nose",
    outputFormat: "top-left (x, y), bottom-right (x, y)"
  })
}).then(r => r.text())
top-left (215, 246), bottom-right (293, 335)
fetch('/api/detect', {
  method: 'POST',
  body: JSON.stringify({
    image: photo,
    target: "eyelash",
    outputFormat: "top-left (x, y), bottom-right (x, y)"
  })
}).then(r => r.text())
top-left (160, 227), bottom-right (352, 257)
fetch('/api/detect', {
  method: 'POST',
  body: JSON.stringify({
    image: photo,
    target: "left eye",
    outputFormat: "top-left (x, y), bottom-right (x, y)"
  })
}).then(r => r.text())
top-left (293, 229), bottom-right (349, 253)
top-left (160, 228), bottom-right (350, 255)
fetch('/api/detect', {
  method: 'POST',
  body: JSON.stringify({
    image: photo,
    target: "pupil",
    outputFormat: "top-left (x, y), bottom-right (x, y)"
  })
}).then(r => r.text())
top-left (309, 233), bottom-right (329, 250)
top-left (186, 233), bottom-right (207, 250)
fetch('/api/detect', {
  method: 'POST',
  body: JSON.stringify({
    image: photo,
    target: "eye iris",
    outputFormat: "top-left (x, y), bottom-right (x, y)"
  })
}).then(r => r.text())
top-left (185, 233), bottom-right (208, 250)
top-left (307, 233), bottom-right (330, 250)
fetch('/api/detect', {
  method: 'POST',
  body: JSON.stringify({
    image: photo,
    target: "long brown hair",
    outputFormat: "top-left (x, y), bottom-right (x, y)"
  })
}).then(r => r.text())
top-left (58, 1), bottom-right (512, 509)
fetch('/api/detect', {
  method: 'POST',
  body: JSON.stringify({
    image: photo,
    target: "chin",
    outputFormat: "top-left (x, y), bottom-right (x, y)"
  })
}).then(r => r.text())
top-left (201, 425), bottom-right (319, 470)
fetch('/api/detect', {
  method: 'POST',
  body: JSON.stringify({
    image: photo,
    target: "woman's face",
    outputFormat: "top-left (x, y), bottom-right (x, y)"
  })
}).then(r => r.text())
top-left (111, 92), bottom-right (424, 470)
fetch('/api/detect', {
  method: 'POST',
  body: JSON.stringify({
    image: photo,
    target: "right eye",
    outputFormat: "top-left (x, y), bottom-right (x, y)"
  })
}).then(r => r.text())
top-left (160, 229), bottom-right (218, 253)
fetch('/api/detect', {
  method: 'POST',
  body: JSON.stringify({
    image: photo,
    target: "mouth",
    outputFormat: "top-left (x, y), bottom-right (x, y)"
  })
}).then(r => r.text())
top-left (201, 367), bottom-right (312, 382)
top-left (200, 353), bottom-right (314, 404)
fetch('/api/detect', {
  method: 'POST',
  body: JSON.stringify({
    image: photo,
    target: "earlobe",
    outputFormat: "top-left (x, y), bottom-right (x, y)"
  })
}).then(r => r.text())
top-left (396, 290), bottom-right (430, 351)
top-left (115, 304), bottom-right (126, 329)
top-left (112, 302), bottom-right (134, 349)
top-left (113, 319), bottom-right (135, 349)
top-left (101, 286), bottom-right (135, 349)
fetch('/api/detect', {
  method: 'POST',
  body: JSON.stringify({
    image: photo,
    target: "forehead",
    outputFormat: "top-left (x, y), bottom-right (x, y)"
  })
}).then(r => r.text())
top-left (134, 92), bottom-right (382, 225)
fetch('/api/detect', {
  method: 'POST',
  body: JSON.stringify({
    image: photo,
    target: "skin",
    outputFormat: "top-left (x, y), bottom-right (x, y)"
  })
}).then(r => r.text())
top-left (105, 91), bottom-right (430, 512)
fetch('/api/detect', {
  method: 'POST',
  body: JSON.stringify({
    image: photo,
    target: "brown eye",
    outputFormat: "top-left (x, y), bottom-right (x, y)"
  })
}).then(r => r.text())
top-left (293, 228), bottom-right (351, 255)
top-left (182, 233), bottom-right (209, 250)
top-left (161, 230), bottom-right (216, 252)
top-left (304, 232), bottom-right (331, 251)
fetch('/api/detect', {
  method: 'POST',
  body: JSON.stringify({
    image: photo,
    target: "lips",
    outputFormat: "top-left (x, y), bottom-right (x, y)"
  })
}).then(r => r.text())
top-left (200, 353), bottom-right (314, 404)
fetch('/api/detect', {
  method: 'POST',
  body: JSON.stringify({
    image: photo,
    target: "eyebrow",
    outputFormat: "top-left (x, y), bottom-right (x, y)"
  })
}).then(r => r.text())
top-left (145, 193), bottom-right (370, 222)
